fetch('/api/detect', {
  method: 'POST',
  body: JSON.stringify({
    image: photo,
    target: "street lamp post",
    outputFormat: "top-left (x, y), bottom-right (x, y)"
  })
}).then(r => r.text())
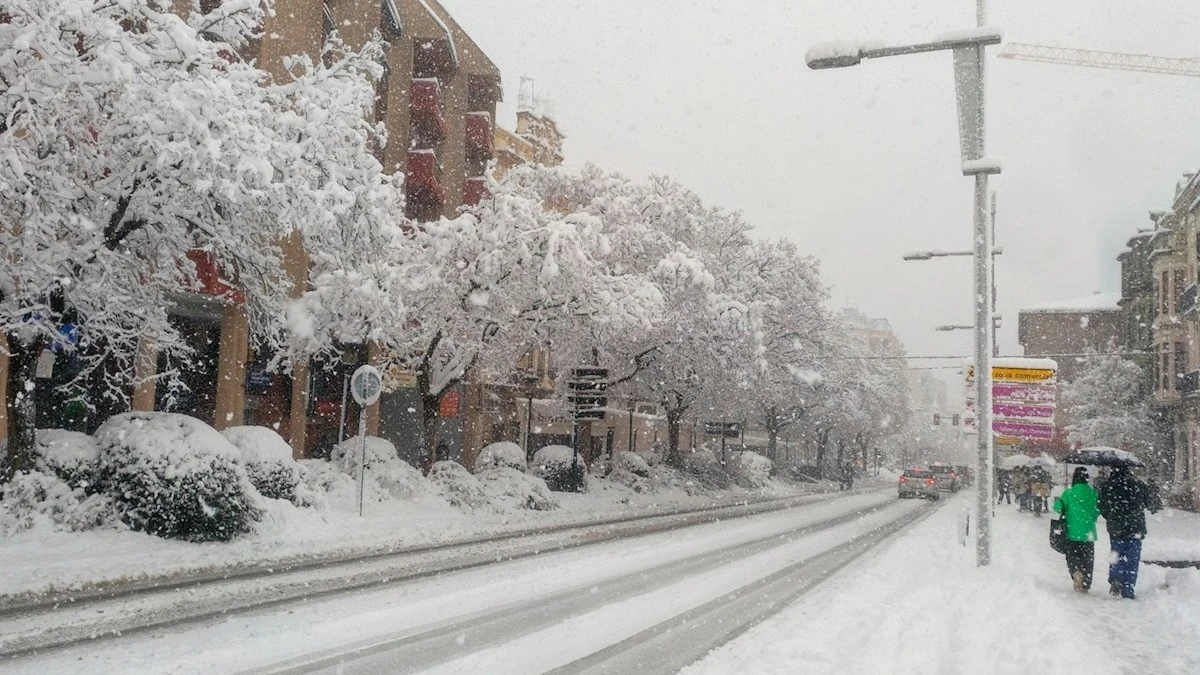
top-left (809, 23), bottom-right (1001, 566)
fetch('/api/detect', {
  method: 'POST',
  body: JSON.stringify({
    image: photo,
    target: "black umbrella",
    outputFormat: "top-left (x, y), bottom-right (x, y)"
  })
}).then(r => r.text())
top-left (1062, 446), bottom-right (1145, 468)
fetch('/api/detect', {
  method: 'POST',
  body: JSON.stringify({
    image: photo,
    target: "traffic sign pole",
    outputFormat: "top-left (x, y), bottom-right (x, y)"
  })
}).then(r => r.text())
top-left (350, 365), bottom-right (382, 517)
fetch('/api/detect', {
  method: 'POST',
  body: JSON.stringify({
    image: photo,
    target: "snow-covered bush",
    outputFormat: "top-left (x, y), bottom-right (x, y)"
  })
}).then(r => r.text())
top-left (682, 450), bottom-right (732, 490)
top-left (729, 451), bottom-right (773, 489)
top-left (94, 413), bottom-right (260, 542)
top-left (221, 426), bottom-right (308, 505)
top-left (615, 452), bottom-right (652, 478)
top-left (532, 445), bottom-right (588, 493)
top-left (607, 452), bottom-right (654, 493)
top-left (639, 446), bottom-right (665, 467)
top-left (429, 461), bottom-right (491, 512)
top-left (329, 436), bottom-right (429, 502)
top-left (0, 470), bottom-right (119, 535)
top-left (331, 435), bottom-right (398, 475)
top-left (477, 467), bottom-right (559, 511)
top-left (33, 429), bottom-right (99, 490)
top-left (475, 441), bottom-right (527, 472)
top-left (298, 459), bottom-right (353, 495)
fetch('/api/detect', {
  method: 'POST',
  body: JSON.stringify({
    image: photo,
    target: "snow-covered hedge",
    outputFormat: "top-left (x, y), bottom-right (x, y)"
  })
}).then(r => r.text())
top-left (475, 441), bottom-right (527, 472)
top-left (682, 450), bottom-right (732, 490)
top-left (615, 452), bottom-right (651, 478)
top-left (607, 452), bottom-right (654, 493)
top-left (477, 467), bottom-right (559, 511)
top-left (33, 429), bottom-right (99, 490)
top-left (729, 451), bottom-right (773, 489)
top-left (330, 436), bottom-right (429, 502)
top-left (532, 445), bottom-right (588, 493)
top-left (0, 470), bottom-right (118, 535)
top-left (429, 461), bottom-right (491, 512)
top-left (94, 413), bottom-right (260, 542)
top-left (221, 426), bottom-right (306, 504)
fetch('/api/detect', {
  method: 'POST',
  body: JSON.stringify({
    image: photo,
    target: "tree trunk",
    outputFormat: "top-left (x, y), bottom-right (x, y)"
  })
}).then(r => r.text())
top-left (665, 406), bottom-right (684, 469)
top-left (420, 389), bottom-right (441, 473)
top-left (814, 426), bottom-right (832, 478)
top-left (2, 335), bottom-right (44, 483)
top-left (764, 406), bottom-right (779, 462)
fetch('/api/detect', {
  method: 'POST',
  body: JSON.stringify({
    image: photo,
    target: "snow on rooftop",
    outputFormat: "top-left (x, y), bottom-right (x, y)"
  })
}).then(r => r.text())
top-left (1021, 292), bottom-right (1121, 313)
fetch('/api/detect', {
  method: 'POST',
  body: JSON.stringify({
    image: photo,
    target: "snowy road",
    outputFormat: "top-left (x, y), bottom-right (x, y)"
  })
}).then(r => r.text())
top-left (2, 489), bottom-right (935, 675)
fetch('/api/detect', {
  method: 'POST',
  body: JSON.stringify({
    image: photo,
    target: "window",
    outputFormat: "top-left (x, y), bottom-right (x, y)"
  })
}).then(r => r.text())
top-left (1161, 271), bottom-right (1170, 315)
top-left (1161, 343), bottom-right (1170, 391)
top-left (1175, 269), bottom-right (1187, 314)
top-left (1176, 341), bottom-right (1188, 388)
top-left (381, 0), bottom-right (403, 39)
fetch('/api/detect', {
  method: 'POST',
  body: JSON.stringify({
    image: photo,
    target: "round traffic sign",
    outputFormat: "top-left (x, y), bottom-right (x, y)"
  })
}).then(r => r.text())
top-left (350, 365), bottom-right (383, 406)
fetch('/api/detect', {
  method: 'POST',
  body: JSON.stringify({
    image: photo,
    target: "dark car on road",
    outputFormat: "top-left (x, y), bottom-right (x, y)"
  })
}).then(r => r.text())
top-left (898, 469), bottom-right (940, 500)
top-left (929, 464), bottom-right (961, 492)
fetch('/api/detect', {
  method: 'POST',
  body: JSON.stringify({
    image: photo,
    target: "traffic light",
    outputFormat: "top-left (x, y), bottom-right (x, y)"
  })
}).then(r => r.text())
top-left (933, 413), bottom-right (941, 426)
top-left (952, 414), bottom-right (961, 426)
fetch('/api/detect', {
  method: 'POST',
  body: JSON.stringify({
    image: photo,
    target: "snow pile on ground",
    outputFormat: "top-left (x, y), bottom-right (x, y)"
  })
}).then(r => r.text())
top-left (475, 441), bottom-right (527, 471)
top-left (33, 429), bottom-right (99, 488)
top-left (429, 461), bottom-right (492, 512)
top-left (477, 467), bottom-right (559, 511)
top-left (684, 496), bottom-right (1200, 675)
top-left (682, 450), bottom-right (732, 491)
top-left (728, 451), bottom-right (772, 489)
top-left (221, 426), bottom-right (310, 505)
top-left (532, 445), bottom-right (588, 492)
top-left (94, 412), bottom-right (261, 542)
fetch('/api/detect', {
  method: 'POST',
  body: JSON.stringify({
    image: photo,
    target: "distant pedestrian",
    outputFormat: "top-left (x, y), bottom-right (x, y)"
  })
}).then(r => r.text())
top-left (996, 469), bottom-right (1012, 505)
top-left (1098, 465), bottom-right (1163, 599)
top-left (1053, 467), bottom-right (1101, 593)
top-left (1030, 466), bottom-right (1052, 517)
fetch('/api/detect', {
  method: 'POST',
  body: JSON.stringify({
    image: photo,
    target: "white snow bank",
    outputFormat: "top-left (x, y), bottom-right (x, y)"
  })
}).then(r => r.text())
top-left (475, 441), bottom-right (527, 472)
top-left (221, 426), bottom-right (294, 464)
top-left (429, 461), bottom-right (491, 512)
top-left (476, 467), bottom-right (559, 511)
top-left (1023, 291), bottom-right (1122, 313)
top-left (729, 451), bottom-right (773, 489)
top-left (33, 429), bottom-right (98, 485)
top-left (0, 471), bottom-right (118, 535)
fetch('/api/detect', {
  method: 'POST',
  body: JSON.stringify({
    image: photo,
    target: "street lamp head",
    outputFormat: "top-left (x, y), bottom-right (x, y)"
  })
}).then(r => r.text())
top-left (805, 41), bottom-right (864, 69)
top-left (902, 251), bottom-right (934, 261)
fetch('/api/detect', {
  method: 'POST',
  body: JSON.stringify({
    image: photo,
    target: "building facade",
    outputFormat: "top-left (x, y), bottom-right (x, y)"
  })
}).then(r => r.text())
top-left (1017, 293), bottom-right (1125, 454)
top-left (1, 0), bottom-right (503, 462)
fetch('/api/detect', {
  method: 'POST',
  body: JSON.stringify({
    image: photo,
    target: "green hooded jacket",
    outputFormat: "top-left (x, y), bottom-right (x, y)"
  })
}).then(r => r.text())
top-left (1054, 483), bottom-right (1100, 542)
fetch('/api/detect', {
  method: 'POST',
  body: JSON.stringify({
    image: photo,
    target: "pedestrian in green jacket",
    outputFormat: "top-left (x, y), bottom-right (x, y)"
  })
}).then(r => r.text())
top-left (1053, 467), bottom-right (1101, 592)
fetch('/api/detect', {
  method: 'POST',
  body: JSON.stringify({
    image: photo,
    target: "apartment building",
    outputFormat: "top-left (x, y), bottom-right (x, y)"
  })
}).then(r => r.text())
top-left (1150, 172), bottom-right (1200, 499)
top-left (0, 1), bottom-right (503, 459)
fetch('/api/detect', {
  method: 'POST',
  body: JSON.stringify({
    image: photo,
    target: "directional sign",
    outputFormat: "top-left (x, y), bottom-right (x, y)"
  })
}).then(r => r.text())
top-left (704, 422), bottom-right (741, 438)
top-left (567, 367), bottom-right (608, 421)
top-left (966, 366), bottom-right (1056, 383)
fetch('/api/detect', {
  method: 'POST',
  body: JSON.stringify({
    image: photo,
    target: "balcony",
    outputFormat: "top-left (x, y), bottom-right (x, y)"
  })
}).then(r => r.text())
top-left (1180, 282), bottom-right (1198, 316)
top-left (185, 250), bottom-right (243, 304)
top-left (410, 78), bottom-right (448, 147)
top-left (463, 176), bottom-right (489, 206)
top-left (465, 111), bottom-right (493, 176)
top-left (406, 150), bottom-right (444, 213)
top-left (1181, 370), bottom-right (1200, 398)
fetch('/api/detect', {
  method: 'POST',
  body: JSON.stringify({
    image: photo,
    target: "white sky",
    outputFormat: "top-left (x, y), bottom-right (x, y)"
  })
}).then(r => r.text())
top-left (441, 0), bottom-right (1200, 389)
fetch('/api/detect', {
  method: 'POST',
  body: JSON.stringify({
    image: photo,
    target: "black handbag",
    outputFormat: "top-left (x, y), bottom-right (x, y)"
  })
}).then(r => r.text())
top-left (1049, 499), bottom-right (1067, 554)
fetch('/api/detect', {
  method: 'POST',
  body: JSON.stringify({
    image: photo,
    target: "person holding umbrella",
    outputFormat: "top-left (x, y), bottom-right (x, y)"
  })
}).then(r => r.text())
top-left (1098, 464), bottom-right (1163, 599)
top-left (1053, 467), bottom-right (1101, 593)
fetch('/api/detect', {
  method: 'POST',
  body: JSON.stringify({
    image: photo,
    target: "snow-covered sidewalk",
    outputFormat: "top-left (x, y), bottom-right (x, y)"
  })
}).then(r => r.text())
top-left (683, 494), bottom-right (1200, 675)
top-left (0, 474), bottom-right (833, 600)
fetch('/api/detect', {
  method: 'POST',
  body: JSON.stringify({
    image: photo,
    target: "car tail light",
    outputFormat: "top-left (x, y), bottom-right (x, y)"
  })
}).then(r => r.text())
top-left (949, 472), bottom-right (957, 479)
top-left (925, 479), bottom-right (937, 487)
top-left (899, 476), bottom-right (907, 483)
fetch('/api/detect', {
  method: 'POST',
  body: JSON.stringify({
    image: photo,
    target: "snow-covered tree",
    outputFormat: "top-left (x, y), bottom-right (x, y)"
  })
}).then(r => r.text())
top-left (0, 1), bottom-right (400, 478)
top-left (1063, 350), bottom-right (1157, 459)
top-left (346, 171), bottom-right (665, 468)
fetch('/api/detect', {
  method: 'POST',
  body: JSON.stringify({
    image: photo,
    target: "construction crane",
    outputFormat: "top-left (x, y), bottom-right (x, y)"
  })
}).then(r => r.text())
top-left (998, 42), bottom-right (1200, 78)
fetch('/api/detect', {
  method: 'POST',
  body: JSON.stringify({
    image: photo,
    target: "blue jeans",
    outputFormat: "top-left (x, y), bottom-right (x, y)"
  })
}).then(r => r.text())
top-left (1108, 539), bottom-right (1142, 599)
